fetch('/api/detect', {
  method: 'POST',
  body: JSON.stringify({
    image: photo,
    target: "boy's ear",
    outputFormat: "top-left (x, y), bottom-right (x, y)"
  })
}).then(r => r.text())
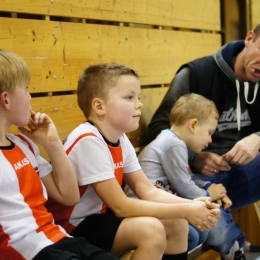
top-left (188, 118), bottom-right (198, 133)
top-left (92, 97), bottom-right (105, 116)
top-left (0, 91), bottom-right (10, 110)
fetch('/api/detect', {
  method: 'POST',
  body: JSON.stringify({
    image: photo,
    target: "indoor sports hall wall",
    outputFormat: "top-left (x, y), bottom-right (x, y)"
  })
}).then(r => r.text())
top-left (0, 0), bottom-right (221, 158)
top-left (1, 0), bottom-right (260, 250)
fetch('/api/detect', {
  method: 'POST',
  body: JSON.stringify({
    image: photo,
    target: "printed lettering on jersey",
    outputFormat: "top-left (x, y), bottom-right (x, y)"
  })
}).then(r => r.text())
top-left (14, 158), bottom-right (30, 170)
top-left (108, 145), bottom-right (124, 186)
top-left (114, 161), bottom-right (123, 169)
top-left (217, 95), bottom-right (252, 132)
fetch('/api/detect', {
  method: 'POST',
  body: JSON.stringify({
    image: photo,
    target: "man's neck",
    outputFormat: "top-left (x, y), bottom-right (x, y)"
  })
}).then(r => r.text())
top-left (233, 49), bottom-right (248, 81)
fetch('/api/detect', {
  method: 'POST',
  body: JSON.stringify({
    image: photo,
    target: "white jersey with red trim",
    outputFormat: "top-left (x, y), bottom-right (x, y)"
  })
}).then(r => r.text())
top-left (46, 122), bottom-right (141, 233)
top-left (0, 134), bottom-right (69, 260)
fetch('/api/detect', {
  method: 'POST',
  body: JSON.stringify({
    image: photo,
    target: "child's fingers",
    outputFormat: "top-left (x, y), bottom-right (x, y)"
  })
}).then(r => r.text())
top-left (216, 199), bottom-right (222, 206)
top-left (18, 126), bottom-right (31, 137)
top-left (32, 112), bottom-right (49, 125)
top-left (29, 110), bottom-right (36, 121)
top-left (27, 119), bottom-right (36, 131)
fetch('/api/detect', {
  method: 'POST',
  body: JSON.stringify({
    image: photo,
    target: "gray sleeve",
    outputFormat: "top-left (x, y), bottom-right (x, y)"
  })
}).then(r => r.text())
top-left (170, 67), bottom-right (190, 101)
top-left (174, 68), bottom-right (197, 166)
top-left (190, 173), bottom-right (211, 189)
top-left (147, 67), bottom-right (191, 142)
top-left (162, 143), bottom-right (208, 199)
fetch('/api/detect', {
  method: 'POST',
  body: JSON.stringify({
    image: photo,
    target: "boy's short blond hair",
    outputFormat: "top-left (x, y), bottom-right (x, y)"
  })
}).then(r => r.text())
top-left (77, 62), bottom-right (139, 118)
top-left (0, 49), bottom-right (30, 93)
top-left (170, 93), bottom-right (219, 126)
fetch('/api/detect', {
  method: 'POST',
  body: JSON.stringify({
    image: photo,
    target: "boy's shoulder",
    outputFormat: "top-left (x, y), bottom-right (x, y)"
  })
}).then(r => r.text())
top-left (141, 129), bottom-right (187, 156)
top-left (63, 122), bottom-right (133, 154)
top-left (64, 122), bottom-right (101, 145)
top-left (155, 129), bottom-right (184, 146)
top-left (6, 133), bottom-right (35, 149)
top-left (68, 122), bottom-right (99, 137)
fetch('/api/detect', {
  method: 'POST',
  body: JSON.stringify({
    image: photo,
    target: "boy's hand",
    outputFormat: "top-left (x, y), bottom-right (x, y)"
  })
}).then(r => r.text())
top-left (193, 196), bottom-right (221, 230)
top-left (187, 199), bottom-right (221, 232)
top-left (220, 195), bottom-right (232, 210)
top-left (18, 110), bottom-right (59, 148)
top-left (207, 183), bottom-right (226, 201)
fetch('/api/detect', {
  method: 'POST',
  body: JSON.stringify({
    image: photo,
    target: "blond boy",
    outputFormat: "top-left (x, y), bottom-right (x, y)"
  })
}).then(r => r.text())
top-left (0, 49), bottom-right (119, 260)
top-left (128, 94), bottom-right (246, 260)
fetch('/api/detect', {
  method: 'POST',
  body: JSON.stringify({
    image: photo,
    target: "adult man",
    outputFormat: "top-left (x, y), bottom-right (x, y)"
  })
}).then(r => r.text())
top-left (148, 24), bottom-right (260, 211)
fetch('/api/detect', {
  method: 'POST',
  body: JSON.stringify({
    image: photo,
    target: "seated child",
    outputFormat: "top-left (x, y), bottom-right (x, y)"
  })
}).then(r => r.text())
top-left (0, 49), bottom-right (119, 260)
top-left (126, 93), bottom-right (246, 260)
top-left (46, 62), bottom-right (221, 260)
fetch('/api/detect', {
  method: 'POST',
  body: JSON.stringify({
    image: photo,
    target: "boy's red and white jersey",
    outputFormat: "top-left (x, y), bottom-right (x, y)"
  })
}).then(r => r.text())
top-left (0, 134), bottom-right (68, 260)
top-left (46, 122), bottom-right (141, 233)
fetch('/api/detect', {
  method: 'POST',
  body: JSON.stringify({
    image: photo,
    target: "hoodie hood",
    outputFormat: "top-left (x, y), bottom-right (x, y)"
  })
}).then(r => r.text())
top-left (213, 40), bottom-right (244, 82)
top-left (213, 40), bottom-right (259, 130)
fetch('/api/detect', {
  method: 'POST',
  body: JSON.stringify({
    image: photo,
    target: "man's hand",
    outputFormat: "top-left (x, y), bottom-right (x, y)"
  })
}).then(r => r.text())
top-left (193, 152), bottom-right (231, 175)
top-left (222, 134), bottom-right (260, 165)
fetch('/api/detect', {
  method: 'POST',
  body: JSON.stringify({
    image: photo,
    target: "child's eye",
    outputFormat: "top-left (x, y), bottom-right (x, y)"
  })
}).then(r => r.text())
top-left (127, 95), bottom-right (133, 100)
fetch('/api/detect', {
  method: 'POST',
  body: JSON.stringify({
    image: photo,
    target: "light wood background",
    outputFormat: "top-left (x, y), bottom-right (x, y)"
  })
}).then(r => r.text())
top-left (1, 0), bottom-right (221, 159)
top-left (1, 0), bottom-right (260, 252)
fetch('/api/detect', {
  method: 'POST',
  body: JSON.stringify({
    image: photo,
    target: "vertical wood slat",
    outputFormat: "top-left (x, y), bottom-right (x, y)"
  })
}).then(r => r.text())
top-left (231, 205), bottom-right (260, 246)
top-left (250, 0), bottom-right (260, 29)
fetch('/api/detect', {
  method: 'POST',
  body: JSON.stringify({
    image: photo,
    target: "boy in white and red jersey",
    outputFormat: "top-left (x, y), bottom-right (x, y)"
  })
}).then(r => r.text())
top-left (46, 62), bottom-right (221, 260)
top-left (0, 49), bottom-right (119, 260)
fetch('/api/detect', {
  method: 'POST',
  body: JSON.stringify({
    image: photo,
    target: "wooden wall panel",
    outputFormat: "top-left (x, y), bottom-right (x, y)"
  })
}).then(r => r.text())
top-left (62, 22), bottom-right (221, 87)
top-left (0, 17), bottom-right (66, 93)
top-left (1, 0), bottom-right (222, 159)
top-left (231, 204), bottom-right (260, 246)
top-left (0, 0), bottom-right (221, 31)
top-left (127, 86), bottom-right (169, 149)
top-left (0, 17), bottom-right (221, 93)
top-left (140, 87), bottom-right (169, 128)
top-left (250, 0), bottom-right (260, 29)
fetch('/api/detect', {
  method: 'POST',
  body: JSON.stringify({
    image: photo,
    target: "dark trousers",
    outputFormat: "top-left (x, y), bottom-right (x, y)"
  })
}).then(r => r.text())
top-left (33, 237), bottom-right (119, 260)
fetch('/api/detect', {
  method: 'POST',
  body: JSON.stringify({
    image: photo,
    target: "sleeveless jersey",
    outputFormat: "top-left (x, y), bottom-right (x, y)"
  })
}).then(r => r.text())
top-left (0, 134), bottom-right (68, 260)
top-left (45, 122), bottom-right (141, 234)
